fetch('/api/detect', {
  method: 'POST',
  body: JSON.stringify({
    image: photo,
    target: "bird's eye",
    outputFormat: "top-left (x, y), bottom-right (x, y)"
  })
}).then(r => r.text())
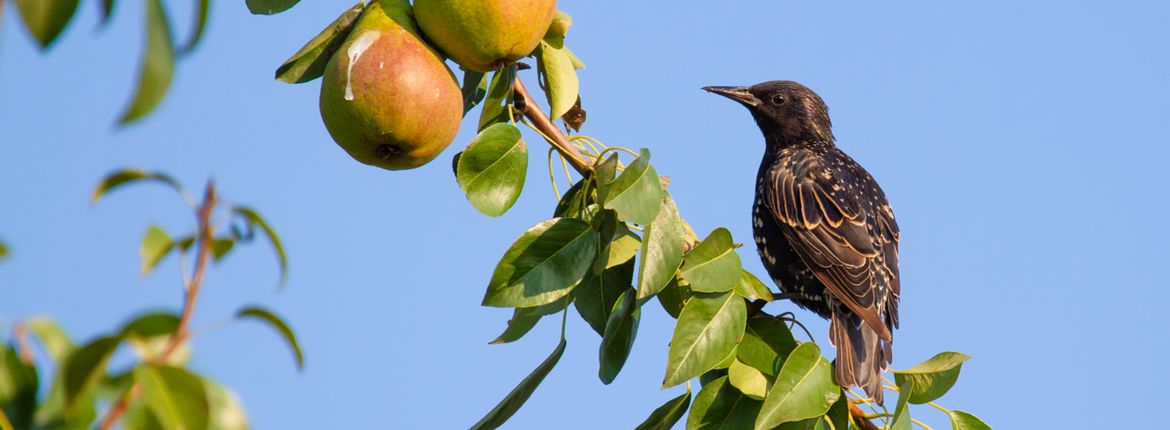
top-left (770, 94), bottom-right (786, 105)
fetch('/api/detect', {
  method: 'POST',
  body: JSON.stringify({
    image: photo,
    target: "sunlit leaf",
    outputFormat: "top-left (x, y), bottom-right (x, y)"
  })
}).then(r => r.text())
top-left (662, 291), bottom-right (746, 388)
top-left (736, 316), bottom-right (796, 377)
top-left (656, 276), bottom-right (691, 319)
top-left (23, 317), bottom-right (73, 361)
top-left (890, 378), bottom-right (913, 430)
top-left (602, 148), bottom-right (663, 226)
top-left (120, 312), bottom-right (185, 365)
top-left (636, 194), bottom-right (684, 302)
top-left (479, 65), bottom-right (516, 130)
top-left (14, 0), bottom-right (79, 49)
top-left (457, 123), bottom-right (528, 217)
top-left (892, 351), bottom-right (971, 404)
top-left (246, 0), bottom-right (300, 15)
top-left (599, 288), bottom-right (639, 384)
top-left (212, 237), bottom-right (235, 262)
top-left (728, 359), bottom-right (767, 400)
top-left (574, 259), bottom-right (634, 336)
top-left (634, 389), bottom-right (690, 430)
top-left (232, 206), bottom-right (288, 287)
top-left (176, 0), bottom-right (210, 55)
top-left (948, 410), bottom-right (992, 430)
top-left (482, 218), bottom-right (598, 308)
top-left (62, 336), bottom-right (121, 413)
top-left (135, 365), bottom-right (210, 430)
top-left (687, 375), bottom-right (761, 430)
top-left (544, 10), bottom-right (571, 41)
top-left (733, 270), bottom-right (773, 301)
top-left (755, 342), bottom-right (839, 429)
top-left (275, 2), bottom-right (364, 83)
top-left (470, 339), bottom-right (566, 430)
top-left (204, 379), bottom-right (249, 430)
top-left (140, 225), bottom-right (173, 275)
top-left (92, 168), bottom-right (183, 204)
top-left (536, 39), bottom-right (578, 119)
top-left (681, 228), bottom-right (742, 293)
top-left (236, 306), bottom-right (304, 371)
top-left (462, 70), bottom-right (489, 114)
top-left (118, 0), bottom-right (175, 124)
top-left (490, 299), bottom-right (567, 344)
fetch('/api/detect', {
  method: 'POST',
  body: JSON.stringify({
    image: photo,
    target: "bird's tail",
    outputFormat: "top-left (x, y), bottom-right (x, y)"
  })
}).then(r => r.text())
top-left (829, 308), bottom-right (892, 405)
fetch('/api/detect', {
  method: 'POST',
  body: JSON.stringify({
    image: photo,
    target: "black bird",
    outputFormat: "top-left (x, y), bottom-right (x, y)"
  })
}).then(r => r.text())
top-left (704, 81), bottom-right (900, 404)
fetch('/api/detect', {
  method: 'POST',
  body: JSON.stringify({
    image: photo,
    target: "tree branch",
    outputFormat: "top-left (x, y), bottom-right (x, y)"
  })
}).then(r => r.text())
top-left (849, 399), bottom-right (882, 430)
top-left (98, 181), bottom-right (218, 430)
top-left (512, 78), bottom-right (594, 177)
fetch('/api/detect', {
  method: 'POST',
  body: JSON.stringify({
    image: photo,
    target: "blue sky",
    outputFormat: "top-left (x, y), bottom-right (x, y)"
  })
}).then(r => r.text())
top-left (2, 0), bottom-right (1167, 428)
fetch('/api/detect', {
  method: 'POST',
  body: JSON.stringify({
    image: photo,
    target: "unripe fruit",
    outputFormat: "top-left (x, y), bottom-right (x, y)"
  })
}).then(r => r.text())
top-left (319, 0), bottom-right (462, 170)
top-left (414, 0), bottom-right (557, 72)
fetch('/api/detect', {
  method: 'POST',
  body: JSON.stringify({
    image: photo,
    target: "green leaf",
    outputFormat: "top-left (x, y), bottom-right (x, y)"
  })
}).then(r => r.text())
top-left (14, 0), bottom-right (79, 49)
top-left (470, 339), bottom-right (566, 430)
top-left (92, 168), bottom-right (183, 204)
top-left (461, 70), bottom-right (489, 114)
top-left (141, 225), bottom-right (173, 275)
top-left (728, 359), bottom-right (767, 400)
top-left (754, 342), bottom-right (840, 430)
top-left (99, 0), bottom-right (114, 25)
top-left (681, 228), bottom-right (742, 293)
top-left (120, 312), bottom-right (186, 364)
top-left (212, 237), bottom-right (235, 261)
top-left (574, 259), bottom-right (634, 336)
top-left (176, 0), bottom-right (209, 55)
top-left (0, 345), bottom-right (38, 429)
top-left (232, 206), bottom-right (288, 287)
top-left (662, 291), bottom-right (747, 388)
top-left (482, 218), bottom-right (599, 308)
top-left (736, 315), bottom-right (796, 377)
top-left (123, 397), bottom-right (167, 430)
top-left (544, 10), bottom-right (571, 41)
top-left (890, 378), bottom-right (913, 430)
top-left (0, 240), bottom-right (7, 261)
top-left (536, 39), bottom-right (578, 119)
top-left (552, 178), bottom-right (592, 219)
top-left (602, 148), bottom-right (664, 226)
top-left (479, 65), bottom-right (516, 130)
top-left (118, 0), bottom-right (175, 124)
top-left (734, 271), bottom-right (773, 301)
top-left (62, 336), bottom-right (120, 413)
top-left (564, 46), bottom-right (586, 69)
top-left (457, 123), bottom-right (528, 217)
top-left (134, 365), bottom-right (210, 430)
top-left (892, 352), bottom-right (971, 404)
top-left (275, 2), bottom-right (364, 83)
top-left (824, 395), bottom-right (849, 430)
top-left (599, 288), bottom-right (639, 384)
top-left (948, 410), bottom-right (992, 430)
top-left (634, 389), bottom-right (690, 430)
top-left (490, 299), bottom-right (567, 344)
top-left (687, 375), bottom-right (761, 430)
top-left (246, 0), bottom-right (300, 15)
top-left (636, 194), bottom-right (684, 302)
top-left (236, 306), bottom-right (304, 371)
top-left (204, 379), bottom-right (248, 430)
top-left (656, 276), bottom-right (691, 319)
top-left (23, 317), bottom-right (73, 362)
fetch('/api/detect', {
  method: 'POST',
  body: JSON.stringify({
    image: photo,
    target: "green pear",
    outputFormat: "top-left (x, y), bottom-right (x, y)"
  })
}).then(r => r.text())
top-left (320, 0), bottom-right (462, 170)
top-left (414, 0), bottom-right (557, 72)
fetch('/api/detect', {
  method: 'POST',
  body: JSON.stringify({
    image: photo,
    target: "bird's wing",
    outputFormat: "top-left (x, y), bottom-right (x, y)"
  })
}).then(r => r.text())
top-left (763, 147), bottom-right (900, 340)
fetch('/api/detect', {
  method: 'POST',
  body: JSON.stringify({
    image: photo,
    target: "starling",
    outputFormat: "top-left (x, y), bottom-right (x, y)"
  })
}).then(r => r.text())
top-left (704, 81), bottom-right (901, 404)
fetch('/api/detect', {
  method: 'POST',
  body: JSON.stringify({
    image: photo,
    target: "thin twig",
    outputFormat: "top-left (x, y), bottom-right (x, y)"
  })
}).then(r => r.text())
top-left (98, 182), bottom-right (218, 430)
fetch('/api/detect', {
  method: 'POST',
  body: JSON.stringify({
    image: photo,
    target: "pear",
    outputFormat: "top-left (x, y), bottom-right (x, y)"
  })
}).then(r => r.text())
top-left (320, 0), bottom-right (462, 170)
top-left (414, 0), bottom-right (557, 72)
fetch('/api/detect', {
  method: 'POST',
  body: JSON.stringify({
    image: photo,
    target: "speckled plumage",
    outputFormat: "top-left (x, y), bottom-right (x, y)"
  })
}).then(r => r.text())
top-left (706, 81), bottom-right (901, 404)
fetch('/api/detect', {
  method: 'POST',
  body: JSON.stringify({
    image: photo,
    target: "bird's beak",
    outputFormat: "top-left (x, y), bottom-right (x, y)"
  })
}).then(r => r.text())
top-left (703, 86), bottom-right (759, 107)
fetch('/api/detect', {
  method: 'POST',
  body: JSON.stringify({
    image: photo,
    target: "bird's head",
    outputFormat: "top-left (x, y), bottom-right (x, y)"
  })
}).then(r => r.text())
top-left (703, 80), bottom-right (834, 144)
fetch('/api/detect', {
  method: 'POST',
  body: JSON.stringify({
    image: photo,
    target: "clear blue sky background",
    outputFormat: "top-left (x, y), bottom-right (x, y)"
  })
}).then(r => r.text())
top-left (2, 0), bottom-right (1167, 428)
